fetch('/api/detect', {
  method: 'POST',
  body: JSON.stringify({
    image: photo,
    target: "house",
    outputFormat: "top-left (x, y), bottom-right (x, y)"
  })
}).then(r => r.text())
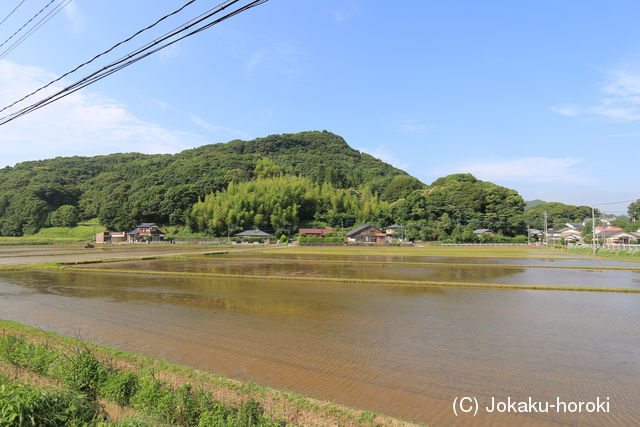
top-left (566, 222), bottom-right (584, 231)
top-left (473, 229), bottom-right (496, 236)
top-left (600, 230), bottom-right (640, 244)
top-left (95, 231), bottom-right (127, 243)
top-left (528, 228), bottom-right (542, 237)
top-left (297, 228), bottom-right (334, 238)
top-left (595, 226), bottom-right (623, 236)
top-left (235, 228), bottom-right (271, 243)
top-left (385, 224), bottom-right (406, 241)
top-left (385, 224), bottom-right (405, 234)
top-left (344, 224), bottom-right (386, 243)
top-left (127, 223), bottom-right (164, 242)
top-left (600, 215), bottom-right (618, 226)
top-left (560, 228), bottom-right (582, 242)
top-left (110, 232), bottom-right (127, 243)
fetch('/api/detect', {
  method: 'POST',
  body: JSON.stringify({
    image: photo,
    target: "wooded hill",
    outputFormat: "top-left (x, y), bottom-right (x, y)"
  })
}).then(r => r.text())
top-left (0, 130), bottom-right (535, 239)
top-left (0, 131), bottom-right (418, 236)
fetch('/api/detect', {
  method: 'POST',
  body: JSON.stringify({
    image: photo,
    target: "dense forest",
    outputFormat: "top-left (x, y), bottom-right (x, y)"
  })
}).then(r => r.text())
top-left (6, 129), bottom-right (612, 240)
top-left (391, 174), bottom-right (526, 241)
top-left (0, 131), bottom-right (415, 236)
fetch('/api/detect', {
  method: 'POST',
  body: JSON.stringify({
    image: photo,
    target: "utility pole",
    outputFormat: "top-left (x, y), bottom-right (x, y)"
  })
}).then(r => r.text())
top-left (543, 211), bottom-right (548, 245)
top-left (591, 206), bottom-right (596, 255)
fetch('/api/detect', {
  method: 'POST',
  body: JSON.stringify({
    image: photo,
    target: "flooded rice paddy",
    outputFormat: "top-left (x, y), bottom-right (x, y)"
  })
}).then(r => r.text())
top-left (0, 246), bottom-right (639, 424)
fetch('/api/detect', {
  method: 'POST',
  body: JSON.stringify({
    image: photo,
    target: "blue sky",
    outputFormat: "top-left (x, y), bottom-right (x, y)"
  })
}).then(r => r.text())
top-left (0, 0), bottom-right (639, 213)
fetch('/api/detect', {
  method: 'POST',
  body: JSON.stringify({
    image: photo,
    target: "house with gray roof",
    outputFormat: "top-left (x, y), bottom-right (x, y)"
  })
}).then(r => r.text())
top-left (345, 224), bottom-right (386, 243)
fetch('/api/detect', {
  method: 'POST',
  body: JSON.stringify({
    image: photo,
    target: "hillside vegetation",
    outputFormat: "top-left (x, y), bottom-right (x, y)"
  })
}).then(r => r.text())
top-left (0, 130), bottom-right (533, 240)
top-left (0, 131), bottom-right (414, 236)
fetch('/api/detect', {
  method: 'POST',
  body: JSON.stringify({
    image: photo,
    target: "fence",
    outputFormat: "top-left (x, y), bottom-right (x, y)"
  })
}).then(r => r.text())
top-left (440, 243), bottom-right (530, 247)
top-left (580, 244), bottom-right (640, 251)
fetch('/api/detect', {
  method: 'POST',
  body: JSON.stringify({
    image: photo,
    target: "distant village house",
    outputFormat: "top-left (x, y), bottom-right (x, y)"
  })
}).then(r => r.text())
top-left (385, 224), bottom-right (406, 241)
top-left (127, 223), bottom-right (164, 242)
top-left (473, 229), bottom-right (496, 236)
top-left (235, 228), bottom-right (271, 244)
top-left (297, 228), bottom-right (334, 238)
top-left (344, 224), bottom-right (386, 243)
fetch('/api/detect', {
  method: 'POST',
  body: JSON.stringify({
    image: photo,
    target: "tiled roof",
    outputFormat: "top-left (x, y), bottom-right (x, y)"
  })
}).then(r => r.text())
top-left (345, 224), bottom-right (380, 237)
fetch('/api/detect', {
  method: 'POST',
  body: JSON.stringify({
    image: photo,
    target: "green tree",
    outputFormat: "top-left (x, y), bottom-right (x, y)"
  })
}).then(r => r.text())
top-left (48, 205), bottom-right (79, 227)
top-left (628, 200), bottom-right (640, 223)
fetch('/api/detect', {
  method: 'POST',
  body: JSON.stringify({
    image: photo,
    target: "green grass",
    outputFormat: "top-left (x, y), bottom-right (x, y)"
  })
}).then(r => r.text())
top-left (0, 219), bottom-right (105, 245)
top-left (0, 320), bottom-right (419, 426)
top-left (561, 246), bottom-right (640, 263)
top-left (0, 333), bottom-right (279, 426)
top-left (0, 379), bottom-right (104, 426)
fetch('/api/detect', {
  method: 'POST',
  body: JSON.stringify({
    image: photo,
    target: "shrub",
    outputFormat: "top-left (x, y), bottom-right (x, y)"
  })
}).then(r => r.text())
top-left (60, 350), bottom-right (108, 400)
top-left (0, 334), bottom-right (56, 376)
top-left (100, 370), bottom-right (139, 406)
top-left (0, 382), bottom-right (102, 426)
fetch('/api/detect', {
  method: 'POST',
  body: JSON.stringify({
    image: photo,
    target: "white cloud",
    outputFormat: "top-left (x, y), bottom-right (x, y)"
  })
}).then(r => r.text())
top-left (189, 114), bottom-right (252, 140)
top-left (0, 60), bottom-right (206, 167)
top-left (436, 157), bottom-right (595, 185)
top-left (550, 105), bottom-right (581, 117)
top-left (552, 68), bottom-right (640, 122)
top-left (393, 119), bottom-right (437, 134)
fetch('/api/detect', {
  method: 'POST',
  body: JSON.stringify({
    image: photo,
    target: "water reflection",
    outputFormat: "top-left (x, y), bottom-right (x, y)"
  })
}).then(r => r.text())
top-left (0, 268), bottom-right (638, 425)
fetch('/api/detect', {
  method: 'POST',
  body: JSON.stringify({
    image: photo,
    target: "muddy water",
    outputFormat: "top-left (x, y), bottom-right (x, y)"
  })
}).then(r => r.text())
top-left (0, 268), bottom-right (638, 425)
top-left (78, 257), bottom-right (640, 289)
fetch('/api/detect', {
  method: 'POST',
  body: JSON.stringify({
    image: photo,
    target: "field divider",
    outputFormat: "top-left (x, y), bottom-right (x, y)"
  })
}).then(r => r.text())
top-left (47, 266), bottom-right (640, 293)
top-left (194, 256), bottom-right (640, 272)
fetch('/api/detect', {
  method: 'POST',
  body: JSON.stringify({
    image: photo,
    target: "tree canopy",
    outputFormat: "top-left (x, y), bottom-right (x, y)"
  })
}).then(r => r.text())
top-left (0, 131), bottom-right (413, 235)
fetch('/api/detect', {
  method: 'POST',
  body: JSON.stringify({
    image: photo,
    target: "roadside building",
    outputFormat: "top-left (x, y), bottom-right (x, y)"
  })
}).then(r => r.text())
top-left (235, 228), bottom-right (272, 244)
top-left (297, 228), bottom-right (334, 238)
top-left (96, 231), bottom-right (127, 243)
top-left (344, 224), bottom-right (386, 243)
top-left (600, 230), bottom-right (640, 244)
top-left (127, 223), bottom-right (164, 242)
top-left (559, 228), bottom-right (582, 243)
top-left (595, 226), bottom-right (623, 237)
top-left (95, 232), bottom-right (110, 243)
top-left (110, 232), bottom-right (127, 243)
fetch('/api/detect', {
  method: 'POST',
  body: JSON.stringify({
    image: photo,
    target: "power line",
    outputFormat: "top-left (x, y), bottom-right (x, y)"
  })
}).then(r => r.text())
top-left (0, 0), bottom-right (29, 28)
top-left (0, 0), bottom-right (56, 50)
top-left (0, 0), bottom-right (202, 114)
top-left (0, 0), bottom-right (268, 126)
top-left (592, 198), bottom-right (638, 206)
top-left (0, 0), bottom-right (73, 60)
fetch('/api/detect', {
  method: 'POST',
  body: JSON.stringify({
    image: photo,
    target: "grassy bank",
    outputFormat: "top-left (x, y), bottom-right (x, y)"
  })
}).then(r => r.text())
top-left (0, 320), bottom-right (416, 426)
top-left (0, 219), bottom-right (105, 245)
top-left (560, 246), bottom-right (640, 263)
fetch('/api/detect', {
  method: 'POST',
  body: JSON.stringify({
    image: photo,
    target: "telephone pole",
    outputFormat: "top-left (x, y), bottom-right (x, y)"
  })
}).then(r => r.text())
top-left (543, 211), bottom-right (548, 245)
top-left (591, 206), bottom-right (596, 255)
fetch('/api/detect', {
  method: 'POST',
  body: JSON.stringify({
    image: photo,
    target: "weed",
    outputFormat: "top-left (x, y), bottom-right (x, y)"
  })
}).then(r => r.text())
top-left (0, 381), bottom-right (103, 426)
